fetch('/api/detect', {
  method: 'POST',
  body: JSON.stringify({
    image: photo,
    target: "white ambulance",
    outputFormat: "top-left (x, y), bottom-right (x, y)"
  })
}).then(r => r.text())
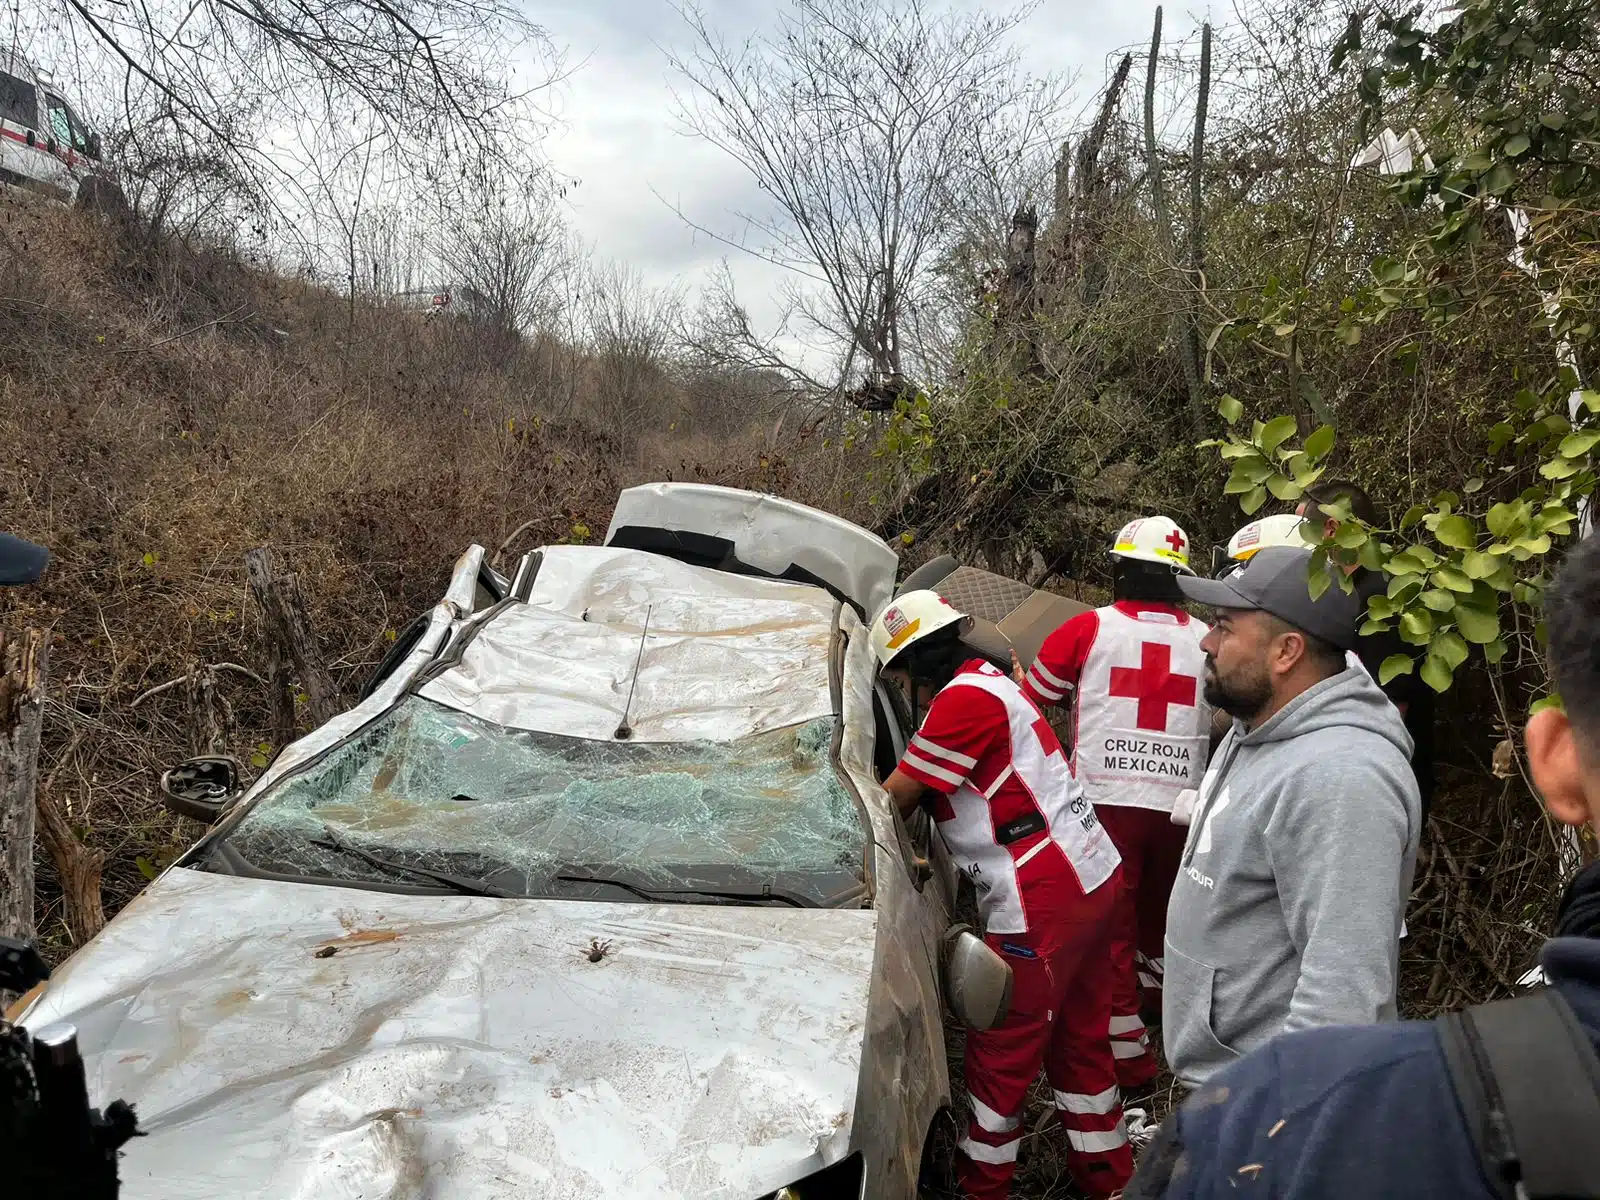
top-left (0, 51), bottom-right (110, 203)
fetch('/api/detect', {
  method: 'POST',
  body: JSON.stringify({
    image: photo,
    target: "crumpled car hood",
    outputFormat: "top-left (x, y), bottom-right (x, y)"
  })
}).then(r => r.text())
top-left (25, 867), bottom-right (877, 1199)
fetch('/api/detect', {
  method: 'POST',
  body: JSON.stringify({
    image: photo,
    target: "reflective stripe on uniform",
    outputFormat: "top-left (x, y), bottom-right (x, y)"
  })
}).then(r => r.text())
top-left (1014, 837), bottom-right (1051, 869)
top-left (1137, 971), bottom-right (1160, 990)
top-left (1109, 1014), bottom-right (1145, 1036)
top-left (901, 748), bottom-right (965, 787)
top-left (1053, 1084), bottom-right (1119, 1115)
top-left (1112, 1039), bottom-right (1149, 1059)
top-left (969, 1094), bottom-right (1021, 1134)
top-left (958, 1135), bottom-right (1020, 1165)
top-left (1067, 1123), bottom-right (1130, 1154)
top-left (912, 734), bottom-right (978, 770)
top-left (982, 763), bottom-right (1015, 800)
top-left (1031, 659), bottom-right (1073, 693)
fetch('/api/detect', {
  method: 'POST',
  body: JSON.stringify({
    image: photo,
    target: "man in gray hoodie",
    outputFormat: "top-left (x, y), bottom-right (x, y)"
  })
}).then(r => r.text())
top-left (1161, 546), bottom-right (1420, 1087)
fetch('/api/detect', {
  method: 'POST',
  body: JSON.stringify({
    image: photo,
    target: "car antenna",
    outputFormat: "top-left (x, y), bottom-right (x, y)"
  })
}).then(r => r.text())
top-left (614, 604), bottom-right (652, 741)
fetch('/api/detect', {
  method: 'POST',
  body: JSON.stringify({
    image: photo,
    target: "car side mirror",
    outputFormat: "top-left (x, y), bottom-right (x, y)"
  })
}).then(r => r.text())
top-left (941, 924), bottom-right (1013, 1031)
top-left (159, 756), bottom-right (243, 825)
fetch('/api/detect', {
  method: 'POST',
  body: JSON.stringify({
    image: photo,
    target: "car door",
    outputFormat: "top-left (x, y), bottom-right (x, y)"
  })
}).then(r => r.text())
top-left (873, 680), bottom-right (957, 919)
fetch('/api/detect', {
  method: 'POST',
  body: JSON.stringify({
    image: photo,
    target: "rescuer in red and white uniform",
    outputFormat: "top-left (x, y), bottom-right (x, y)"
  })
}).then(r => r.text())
top-left (1020, 516), bottom-right (1213, 1088)
top-left (874, 590), bottom-right (1130, 1200)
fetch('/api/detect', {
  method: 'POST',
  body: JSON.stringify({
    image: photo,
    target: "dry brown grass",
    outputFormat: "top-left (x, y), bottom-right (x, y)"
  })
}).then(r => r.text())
top-left (0, 188), bottom-right (868, 960)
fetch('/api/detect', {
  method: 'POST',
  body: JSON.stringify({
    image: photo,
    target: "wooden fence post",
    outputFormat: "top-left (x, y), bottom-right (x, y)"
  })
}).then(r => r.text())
top-left (0, 627), bottom-right (47, 942)
top-left (245, 548), bottom-right (340, 738)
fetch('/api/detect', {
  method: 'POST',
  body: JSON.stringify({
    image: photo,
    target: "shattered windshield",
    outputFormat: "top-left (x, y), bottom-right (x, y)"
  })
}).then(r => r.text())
top-left (218, 697), bottom-right (868, 906)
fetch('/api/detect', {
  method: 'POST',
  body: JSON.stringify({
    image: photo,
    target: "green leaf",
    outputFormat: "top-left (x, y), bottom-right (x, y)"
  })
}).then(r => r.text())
top-left (1483, 638), bottom-right (1509, 665)
top-left (1455, 605), bottom-right (1501, 644)
top-left (1559, 430), bottom-right (1600, 457)
top-left (1420, 589), bottom-right (1456, 612)
top-left (1529, 694), bottom-right (1564, 716)
top-left (1399, 505), bottom-right (1427, 532)
top-left (1540, 457), bottom-right (1582, 480)
top-left (136, 856), bottom-right (158, 881)
top-left (1359, 618), bottom-right (1391, 637)
top-left (1224, 468), bottom-right (1259, 495)
top-left (1434, 566), bottom-right (1474, 593)
top-left (1420, 654), bottom-right (1454, 694)
top-left (1266, 474), bottom-right (1303, 502)
top-left (1259, 415), bottom-right (1299, 456)
top-left (1218, 442), bottom-right (1257, 460)
top-left (1378, 654), bottom-right (1415, 685)
top-left (1302, 424), bottom-right (1336, 460)
top-left (1366, 594), bottom-right (1397, 619)
top-left (1401, 608), bottom-right (1435, 643)
top-left (1308, 566), bottom-right (1332, 600)
top-left (1218, 394), bottom-right (1244, 424)
top-left (1486, 501), bottom-right (1526, 538)
top-left (1483, 162), bottom-right (1514, 194)
top-left (1503, 133), bottom-right (1532, 157)
top-left (1462, 477), bottom-right (1484, 494)
top-left (1462, 550), bottom-right (1502, 580)
top-left (1434, 514), bottom-right (1476, 549)
top-left (1512, 533), bottom-right (1552, 556)
top-left (1434, 630), bottom-right (1469, 670)
top-left (1241, 485), bottom-right (1269, 515)
top-left (1334, 522), bottom-right (1369, 549)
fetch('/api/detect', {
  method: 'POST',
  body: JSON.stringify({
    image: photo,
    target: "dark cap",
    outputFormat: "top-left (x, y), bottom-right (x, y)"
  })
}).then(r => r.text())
top-left (1177, 546), bottom-right (1359, 650)
top-left (0, 533), bottom-right (49, 585)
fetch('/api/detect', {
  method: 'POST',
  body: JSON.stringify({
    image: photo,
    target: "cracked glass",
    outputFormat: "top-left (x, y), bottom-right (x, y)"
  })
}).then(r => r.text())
top-left (219, 696), bottom-right (868, 906)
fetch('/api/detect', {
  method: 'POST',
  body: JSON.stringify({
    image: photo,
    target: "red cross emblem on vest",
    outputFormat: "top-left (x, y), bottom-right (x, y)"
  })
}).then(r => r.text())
top-left (1110, 642), bottom-right (1198, 731)
top-left (1165, 527), bottom-right (1186, 554)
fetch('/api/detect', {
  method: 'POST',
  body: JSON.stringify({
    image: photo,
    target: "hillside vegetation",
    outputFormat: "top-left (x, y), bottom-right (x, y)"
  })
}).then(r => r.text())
top-left (0, 191), bottom-right (866, 953)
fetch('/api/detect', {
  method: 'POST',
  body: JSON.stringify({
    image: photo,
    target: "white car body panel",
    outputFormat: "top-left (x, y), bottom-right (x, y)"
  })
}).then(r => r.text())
top-left (20, 489), bottom-right (956, 1198)
top-left (24, 869), bottom-right (876, 1200)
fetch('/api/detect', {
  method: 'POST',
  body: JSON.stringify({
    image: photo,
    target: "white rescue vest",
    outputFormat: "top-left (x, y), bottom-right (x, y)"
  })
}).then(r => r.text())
top-left (937, 667), bottom-right (1121, 934)
top-left (1073, 606), bottom-right (1212, 812)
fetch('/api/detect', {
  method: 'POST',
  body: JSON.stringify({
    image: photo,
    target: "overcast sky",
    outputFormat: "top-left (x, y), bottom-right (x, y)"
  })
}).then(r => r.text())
top-left (529, 0), bottom-right (1205, 354)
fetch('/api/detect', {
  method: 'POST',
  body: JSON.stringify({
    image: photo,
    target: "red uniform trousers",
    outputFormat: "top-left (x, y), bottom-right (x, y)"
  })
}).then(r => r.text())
top-left (956, 856), bottom-right (1131, 1200)
top-left (1095, 804), bottom-right (1186, 1088)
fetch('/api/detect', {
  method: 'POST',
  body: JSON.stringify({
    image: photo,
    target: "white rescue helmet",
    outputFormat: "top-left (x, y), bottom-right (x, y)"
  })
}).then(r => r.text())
top-left (1226, 513), bottom-right (1309, 564)
top-left (1212, 513), bottom-right (1311, 578)
top-left (1110, 516), bottom-right (1196, 575)
top-left (870, 589), bottom-right (972, 669)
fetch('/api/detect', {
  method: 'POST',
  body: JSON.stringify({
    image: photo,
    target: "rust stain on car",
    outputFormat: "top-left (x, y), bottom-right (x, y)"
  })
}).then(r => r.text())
top-left (314, 928), bottom-right (401, 957)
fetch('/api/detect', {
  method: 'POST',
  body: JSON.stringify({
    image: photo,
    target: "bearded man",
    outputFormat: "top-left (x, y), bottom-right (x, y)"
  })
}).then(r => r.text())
top-left (1159, 547), bottom-right (1421, 1088)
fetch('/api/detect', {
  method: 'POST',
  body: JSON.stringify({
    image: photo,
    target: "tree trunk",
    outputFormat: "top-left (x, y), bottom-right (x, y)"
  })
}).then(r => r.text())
top-left (245, 548), bottom-right (340, 732)
top-left (184, 662), bottom-right (234, 756)
top-left (996, 205), bottom-right (1041, 374)
top-left (1178, 23), bottom-right (1214, 438)
top-left (35, 780), bottom-right (105, 948)
top-left (1073, 52), bottom-right (1134, 304)
top-left (0, 628), bottom-right (47, 942)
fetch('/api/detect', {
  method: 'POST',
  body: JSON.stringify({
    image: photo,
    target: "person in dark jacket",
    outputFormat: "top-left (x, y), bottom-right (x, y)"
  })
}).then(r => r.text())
top-left (1125, 528), bottom-right (1600, 1199)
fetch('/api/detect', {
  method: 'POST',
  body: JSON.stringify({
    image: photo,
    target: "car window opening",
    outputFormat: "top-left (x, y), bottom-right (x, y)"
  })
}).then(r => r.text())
top-left (214, 696), bottom-right (868, 906)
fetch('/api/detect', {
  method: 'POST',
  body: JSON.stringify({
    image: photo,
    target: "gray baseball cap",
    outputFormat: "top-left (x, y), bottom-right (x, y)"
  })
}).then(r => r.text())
top-left (0, 533), bottom-right (49, 585)
top-left (1177, 545), bottom-right (1359, 650)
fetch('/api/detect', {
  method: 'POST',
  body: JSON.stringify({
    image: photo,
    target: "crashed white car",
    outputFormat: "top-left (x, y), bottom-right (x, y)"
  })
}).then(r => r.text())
top-left (17, 485), bottom-right (1077, 1199)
